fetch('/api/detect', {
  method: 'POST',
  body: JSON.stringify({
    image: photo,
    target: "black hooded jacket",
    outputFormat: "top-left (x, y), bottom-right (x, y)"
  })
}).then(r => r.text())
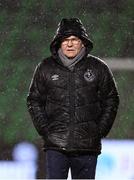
top-left (27, 18), bottom-right (119, 154)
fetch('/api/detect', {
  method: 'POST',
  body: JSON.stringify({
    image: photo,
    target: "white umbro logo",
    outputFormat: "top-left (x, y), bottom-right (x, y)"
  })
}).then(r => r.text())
top-left (51, 74), bottom-right (59, 81)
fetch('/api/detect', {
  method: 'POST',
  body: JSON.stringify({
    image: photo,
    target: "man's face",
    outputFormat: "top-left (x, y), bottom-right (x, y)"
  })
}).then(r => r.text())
top-left (60, 35), bottom-right (84, 58)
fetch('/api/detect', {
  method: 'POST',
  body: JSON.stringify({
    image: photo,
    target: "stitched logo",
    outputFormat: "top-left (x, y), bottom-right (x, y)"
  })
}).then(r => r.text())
top-left (84, 69), bottom-right (95, 82)
top-left (51, 74), bottom-right (59, 81)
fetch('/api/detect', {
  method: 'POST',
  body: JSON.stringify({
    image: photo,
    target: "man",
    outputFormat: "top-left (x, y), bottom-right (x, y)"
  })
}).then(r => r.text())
top-left (27, 18), bottom-right (119, 179)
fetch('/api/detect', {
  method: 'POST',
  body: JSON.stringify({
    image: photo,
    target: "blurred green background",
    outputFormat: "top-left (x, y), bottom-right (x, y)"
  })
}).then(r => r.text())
top-left (0, 0), bottom-right (134, 146)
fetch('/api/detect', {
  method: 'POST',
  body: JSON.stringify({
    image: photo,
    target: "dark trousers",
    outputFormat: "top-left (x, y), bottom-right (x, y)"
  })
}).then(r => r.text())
top-left (45, 150), bottom-right (98, 179)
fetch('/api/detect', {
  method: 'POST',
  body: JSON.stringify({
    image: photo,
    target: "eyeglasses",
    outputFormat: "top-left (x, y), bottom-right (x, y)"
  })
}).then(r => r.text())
top-left (61, 38), bottom-right (81, 45)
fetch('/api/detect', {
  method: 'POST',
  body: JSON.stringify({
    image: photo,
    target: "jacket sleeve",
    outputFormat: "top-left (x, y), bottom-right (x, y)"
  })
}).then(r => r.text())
top-left (98, 64), bottom-right (119, 138)
top-left (27, 63), bottom-right (48, 136)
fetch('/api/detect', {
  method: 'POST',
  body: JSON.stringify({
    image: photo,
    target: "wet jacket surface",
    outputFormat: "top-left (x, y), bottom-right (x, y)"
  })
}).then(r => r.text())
top-left (27, 55), bottom-right (119, 154)
top-left (27, 18), bottom-right (119, 154)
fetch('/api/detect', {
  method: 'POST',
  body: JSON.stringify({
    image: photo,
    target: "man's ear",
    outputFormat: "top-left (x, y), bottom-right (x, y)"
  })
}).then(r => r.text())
top-left (82, 44), bottom-right (84, 47)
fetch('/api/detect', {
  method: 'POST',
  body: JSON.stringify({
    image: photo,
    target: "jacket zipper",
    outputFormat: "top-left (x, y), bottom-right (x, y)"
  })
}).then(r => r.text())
top-left (68, 70), bottom-right (75, 149)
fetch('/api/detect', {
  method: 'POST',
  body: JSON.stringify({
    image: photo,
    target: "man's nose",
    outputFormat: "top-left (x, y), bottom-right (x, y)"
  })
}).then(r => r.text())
top-left (67, 40), bottom-right (73, 46)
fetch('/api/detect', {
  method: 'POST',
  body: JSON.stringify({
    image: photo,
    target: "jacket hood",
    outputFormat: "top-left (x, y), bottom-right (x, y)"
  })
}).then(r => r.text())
top-left (50, 18), bottom-right (93, 58)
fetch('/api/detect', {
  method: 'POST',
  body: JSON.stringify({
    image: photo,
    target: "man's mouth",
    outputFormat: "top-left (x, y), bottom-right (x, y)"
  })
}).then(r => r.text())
top-left (67, 49), bottom-right (75, 51)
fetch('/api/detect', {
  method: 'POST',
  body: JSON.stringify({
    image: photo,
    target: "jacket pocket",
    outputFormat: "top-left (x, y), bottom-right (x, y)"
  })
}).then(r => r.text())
top-left (87, 120), bottom-right (100, 138)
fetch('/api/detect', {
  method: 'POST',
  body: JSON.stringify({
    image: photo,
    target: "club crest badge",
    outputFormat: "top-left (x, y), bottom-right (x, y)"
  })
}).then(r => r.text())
top-left (84, 69), bottom-right (95, 82)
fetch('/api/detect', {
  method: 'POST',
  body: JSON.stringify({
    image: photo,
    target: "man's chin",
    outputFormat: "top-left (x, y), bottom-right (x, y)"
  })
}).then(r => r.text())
top-left (66, 56), bottom-right (76, 59)
top-left (65, 53), bottom-right (76, 59)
